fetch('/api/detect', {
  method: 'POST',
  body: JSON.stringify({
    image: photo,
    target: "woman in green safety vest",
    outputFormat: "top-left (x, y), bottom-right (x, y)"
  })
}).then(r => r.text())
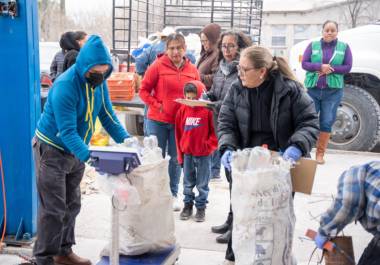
top-left (302, 20), bottom-right (352, 164)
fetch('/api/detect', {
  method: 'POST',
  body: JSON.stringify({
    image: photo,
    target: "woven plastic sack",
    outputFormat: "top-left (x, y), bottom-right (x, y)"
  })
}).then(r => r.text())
top-left (99, 136), bottom-right (175, 256)
top-left (231, 147), bottom-right (296, 265)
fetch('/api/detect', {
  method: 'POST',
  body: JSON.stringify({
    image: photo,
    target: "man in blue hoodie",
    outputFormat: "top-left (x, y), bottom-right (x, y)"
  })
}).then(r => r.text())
top-left (33, 35), bottom-right (130, 265)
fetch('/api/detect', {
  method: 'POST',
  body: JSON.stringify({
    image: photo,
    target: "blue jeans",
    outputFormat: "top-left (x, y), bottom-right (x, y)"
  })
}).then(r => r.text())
top-left (143, 106), bottom-right (148, 136)
top-left (183, 154), bottom-right (211, 209)
top-left (211, 150), bottom-right (221, 178)
top-left (307, 87), bottom-right (343, 132)
top-left (146, 119), bottom-right (181, 197)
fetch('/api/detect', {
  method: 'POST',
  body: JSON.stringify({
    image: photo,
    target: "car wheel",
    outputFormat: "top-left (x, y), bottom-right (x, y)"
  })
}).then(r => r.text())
top-left (329, 84), bottom-right (380, 151)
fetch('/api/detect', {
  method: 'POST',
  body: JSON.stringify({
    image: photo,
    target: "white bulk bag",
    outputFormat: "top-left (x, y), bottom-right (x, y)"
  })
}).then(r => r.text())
top-left (100, 136), bottom-right (176, 256)
top-left (231, 147), bottom-right (296, 265)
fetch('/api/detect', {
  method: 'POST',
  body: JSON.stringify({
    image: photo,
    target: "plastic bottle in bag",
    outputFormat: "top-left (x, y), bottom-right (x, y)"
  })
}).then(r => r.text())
top-left (143, 135), bottom-right (158, 149)
top-left (124, 136), bottom-right (140, 149)
top-left (141, 135), bottom-right (163, 163)
top-left (246, 146), bottom-right (271, 171)
top-left (112, 54), bottom-right (120, 73)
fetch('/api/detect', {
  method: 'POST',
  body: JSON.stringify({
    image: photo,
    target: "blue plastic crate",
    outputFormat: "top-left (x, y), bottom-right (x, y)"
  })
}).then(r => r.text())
top-left (96, 245), bottom-right (179, 265)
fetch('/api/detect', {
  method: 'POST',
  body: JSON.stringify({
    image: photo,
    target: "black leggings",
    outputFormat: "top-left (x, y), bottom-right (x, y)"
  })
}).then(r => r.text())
top-left (358, 234), bottom-right (380, 265)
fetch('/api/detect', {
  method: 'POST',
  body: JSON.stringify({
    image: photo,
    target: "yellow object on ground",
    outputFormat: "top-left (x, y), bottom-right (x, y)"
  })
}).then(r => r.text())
top-left (90, 119), bottom-right (110, 146)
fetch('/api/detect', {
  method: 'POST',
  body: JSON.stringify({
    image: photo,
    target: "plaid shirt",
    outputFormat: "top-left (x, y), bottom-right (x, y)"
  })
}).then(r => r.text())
top-left (319, 161), bottom-right (380, 236)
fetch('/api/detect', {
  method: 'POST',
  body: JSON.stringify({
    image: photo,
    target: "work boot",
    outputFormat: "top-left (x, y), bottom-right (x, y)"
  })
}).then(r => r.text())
top-left (216, 229), bottom-right (232, 244)
top-left (211, 222), bottom-right (230, 234)
top-left (53, 252), bottom-right (92, 265)
top-left (194, 208), bottom-right (205, 222)
top-left (180, 203), bottom-right (193, 220)
top-left (316, 132), bottom-right (330, 165)
top-left (212, 213), bottom-right (232, 234)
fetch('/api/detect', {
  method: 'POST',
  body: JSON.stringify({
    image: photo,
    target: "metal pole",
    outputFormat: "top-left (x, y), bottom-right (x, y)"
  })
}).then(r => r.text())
top-left (112, 0), bottom-right (116, 50)
top-left (248, 0), bottom-right (253, 35)
top-left (211, 0), bottom-right (215, 23)
top-left (230, 0), bottom-right (234, 28)
top-left (146, 0), bottom-right (150, 37)
top-left (258, 0), bottom-right (263, 45)
top-left (127, 0), bottom-right (133, 71)
top-left (164, 0), bottom-right (167, 27)
top-left (110, 196), bottom-right (120, 265)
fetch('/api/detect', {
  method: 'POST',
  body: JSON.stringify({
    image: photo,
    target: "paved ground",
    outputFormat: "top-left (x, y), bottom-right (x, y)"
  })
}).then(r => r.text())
top-left (1, 149), bottom-right (379, 265)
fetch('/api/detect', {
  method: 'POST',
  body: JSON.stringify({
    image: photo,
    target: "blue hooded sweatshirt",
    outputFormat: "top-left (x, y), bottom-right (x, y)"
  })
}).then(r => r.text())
top-left (36, 35), bottom-right (130, 162)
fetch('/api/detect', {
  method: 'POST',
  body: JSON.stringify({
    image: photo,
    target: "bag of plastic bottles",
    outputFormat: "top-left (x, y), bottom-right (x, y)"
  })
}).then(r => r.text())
top-left (231, 147), bottom-right (296, 265)
top-left (100, 136), bottom-right (175, 256)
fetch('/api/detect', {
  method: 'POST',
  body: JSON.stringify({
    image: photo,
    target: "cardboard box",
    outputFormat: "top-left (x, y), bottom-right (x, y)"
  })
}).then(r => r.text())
top-left (290, 157), bottom-right (317, 195)
top-left (175, 98), bottom-right (215, 107)
top-left (272, 152), bottom-right (317, 195)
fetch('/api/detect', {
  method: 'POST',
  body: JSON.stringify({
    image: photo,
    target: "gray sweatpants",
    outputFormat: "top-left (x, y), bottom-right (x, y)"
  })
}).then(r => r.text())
top-left (32, 138), bottom-right (85, 265)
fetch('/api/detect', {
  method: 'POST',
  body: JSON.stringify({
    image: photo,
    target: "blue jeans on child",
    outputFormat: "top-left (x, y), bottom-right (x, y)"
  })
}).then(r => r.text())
top-left (183, 154), bottom-right (211, 209)
top-left (307, 87), bottom-right (343, 132)
top-left (146, 119), bottom-right (181, 197)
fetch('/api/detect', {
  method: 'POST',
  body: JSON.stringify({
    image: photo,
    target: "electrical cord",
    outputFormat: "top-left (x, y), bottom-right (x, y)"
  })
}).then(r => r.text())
top-left (0, 151), bottom-right (7, 250)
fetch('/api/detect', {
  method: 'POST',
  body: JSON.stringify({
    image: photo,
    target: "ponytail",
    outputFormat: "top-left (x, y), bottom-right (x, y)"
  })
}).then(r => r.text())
top-left (241, 46), bottom-right (297, 82)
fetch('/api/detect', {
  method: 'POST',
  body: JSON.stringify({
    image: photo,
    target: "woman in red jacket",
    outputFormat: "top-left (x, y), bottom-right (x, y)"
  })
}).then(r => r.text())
top-left (139, 33), bottom-right (200, 211)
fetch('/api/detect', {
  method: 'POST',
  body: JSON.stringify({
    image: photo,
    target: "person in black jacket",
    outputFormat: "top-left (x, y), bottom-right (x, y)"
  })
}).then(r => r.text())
top-left (62, 31), bottom-right (88, 72)
top-left (207, 31), bottom-right (252, 244)
top-left (218, 46), bottom-right (319, 264)
top-left (50, 31), bottom-right (78, 82)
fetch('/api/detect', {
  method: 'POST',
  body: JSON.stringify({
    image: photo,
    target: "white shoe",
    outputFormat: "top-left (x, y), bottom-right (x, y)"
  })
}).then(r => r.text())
top-left (222, 260), bottom-right (235, 265)
top-left (172, 196), bottom-right (181, 211)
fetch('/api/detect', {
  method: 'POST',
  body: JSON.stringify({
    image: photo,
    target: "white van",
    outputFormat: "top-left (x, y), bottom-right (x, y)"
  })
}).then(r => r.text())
top-left (289, 24), bottom-right (380, 151)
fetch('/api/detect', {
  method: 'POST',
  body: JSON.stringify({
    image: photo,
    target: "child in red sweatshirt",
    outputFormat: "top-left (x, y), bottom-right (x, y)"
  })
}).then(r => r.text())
top-left (175, 80), bottom-right (218, 222)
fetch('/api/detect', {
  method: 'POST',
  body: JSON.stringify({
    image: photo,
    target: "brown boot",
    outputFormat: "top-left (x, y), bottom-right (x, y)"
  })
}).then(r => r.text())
top-left (316, 132), bottom-right (330, 164)
top-left (54, 252), bottom-right (92, 265)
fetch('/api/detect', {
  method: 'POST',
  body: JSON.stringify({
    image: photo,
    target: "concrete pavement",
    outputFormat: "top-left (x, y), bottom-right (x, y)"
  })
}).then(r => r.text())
top-left (74, 149), bottom-right (378, 265)
top-left (0, 149), bottom-right (378, 264)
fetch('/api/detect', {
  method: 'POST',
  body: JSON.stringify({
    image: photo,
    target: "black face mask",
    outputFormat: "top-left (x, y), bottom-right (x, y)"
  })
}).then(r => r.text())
top-left (86, 72), bottom-right (105, 87)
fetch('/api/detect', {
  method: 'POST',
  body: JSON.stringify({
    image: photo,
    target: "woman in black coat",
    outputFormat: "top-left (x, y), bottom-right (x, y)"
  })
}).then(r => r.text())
top-left (218, 46), bottom-right (319, 264)
top-left (207, 31), bottom-right (251, 244)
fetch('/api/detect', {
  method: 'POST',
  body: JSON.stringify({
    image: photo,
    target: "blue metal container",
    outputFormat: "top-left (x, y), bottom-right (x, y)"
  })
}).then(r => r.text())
top-left (0, 0), bottom-right (40, 242)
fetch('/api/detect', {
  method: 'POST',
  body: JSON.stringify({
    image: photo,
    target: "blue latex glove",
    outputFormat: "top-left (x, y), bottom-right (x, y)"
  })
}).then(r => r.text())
top-left (315, 233), bottom-right (328, 249)
top-left (282, 145), bottom-right (302, 164)
top-left (221, 150), bottom-right (233, 172)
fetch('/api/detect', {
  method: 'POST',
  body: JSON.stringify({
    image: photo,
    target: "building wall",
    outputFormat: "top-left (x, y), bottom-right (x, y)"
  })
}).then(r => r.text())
top-left (261, 1), bottom-right (379, 57)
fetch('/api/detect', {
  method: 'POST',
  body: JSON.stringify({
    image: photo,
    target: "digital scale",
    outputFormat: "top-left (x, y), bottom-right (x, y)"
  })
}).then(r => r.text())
top-left (90, 146), bottom-right (180, 265)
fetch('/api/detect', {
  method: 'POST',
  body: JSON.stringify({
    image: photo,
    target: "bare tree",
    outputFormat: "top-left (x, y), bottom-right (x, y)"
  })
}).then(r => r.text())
top-left (38, 0), bottom-right (75, 41)
top-left (344, 0), bottom-right (372, 28)
top-left (38, 1), bottom-right (112, 45)
top-left (60, 0), bottom-right (65, 16)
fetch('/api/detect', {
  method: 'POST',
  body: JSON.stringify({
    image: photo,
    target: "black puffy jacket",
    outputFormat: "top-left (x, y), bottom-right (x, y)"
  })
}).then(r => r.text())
top-left (208, 63), bottom-right (238, 113)
top-left (218, 70), bottom-right (319, 155)
top-left (207, 61), bottom-right (239, 129)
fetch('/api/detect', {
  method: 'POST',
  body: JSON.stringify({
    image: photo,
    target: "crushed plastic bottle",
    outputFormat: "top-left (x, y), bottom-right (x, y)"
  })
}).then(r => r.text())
top-left (124, 136), bottom-right (139, 148)
top-left (112, 53), bottom-right (120, 73)
top-left (140, 135), bottom-right (163, 164)
top-left (246, 146), bottom-right (271, 171)
top-left (143, 135), bottom-right (158, 149)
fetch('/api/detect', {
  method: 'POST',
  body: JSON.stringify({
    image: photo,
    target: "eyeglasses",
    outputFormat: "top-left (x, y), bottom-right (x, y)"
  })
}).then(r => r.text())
top-left (200, 39), bottom-right (209, 44)
top-left (237, 65), bottom-right (256, 76)
top-left (221, 44), bottom-right (237, 50)
top-left (167, 45), bottom-right (184, 52)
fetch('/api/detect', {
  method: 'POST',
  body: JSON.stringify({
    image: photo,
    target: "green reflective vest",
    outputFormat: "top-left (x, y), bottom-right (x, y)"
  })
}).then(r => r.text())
top-left (304, 40), bottom-right (347, 89)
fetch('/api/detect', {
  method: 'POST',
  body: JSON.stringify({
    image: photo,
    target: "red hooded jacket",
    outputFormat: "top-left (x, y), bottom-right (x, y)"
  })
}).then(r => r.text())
top-left (175, 80), bottom-right (218, 165)
top-left (139, 54), bottom-right (200, 124)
